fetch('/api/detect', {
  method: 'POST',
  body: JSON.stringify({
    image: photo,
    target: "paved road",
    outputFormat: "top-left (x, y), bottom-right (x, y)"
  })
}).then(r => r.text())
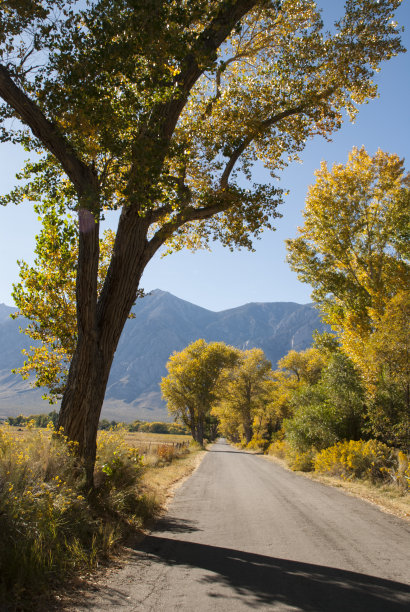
top-left (75, 440), bottom-right (410, 611)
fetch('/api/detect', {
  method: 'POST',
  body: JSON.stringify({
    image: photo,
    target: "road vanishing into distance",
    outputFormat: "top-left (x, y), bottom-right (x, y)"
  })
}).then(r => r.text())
top-left (73, 440), bottom-right (410, 611)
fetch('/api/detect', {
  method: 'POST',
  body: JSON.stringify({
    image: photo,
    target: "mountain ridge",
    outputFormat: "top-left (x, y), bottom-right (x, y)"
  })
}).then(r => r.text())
top-left (0, 290), bottom-right (327, 421)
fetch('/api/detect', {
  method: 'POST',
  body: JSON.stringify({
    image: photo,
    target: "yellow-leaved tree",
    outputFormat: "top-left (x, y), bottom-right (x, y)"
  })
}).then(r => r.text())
top-left (268, 347), bottom-right (327, 428)
top-left (287, 147), bottom-right (410, 448)
top-left (161, 339), bottom-right (239, 445)
top-left (212, 348), bottom-right (273, 444)
top-left (12, 200), bottom-right (117, 400)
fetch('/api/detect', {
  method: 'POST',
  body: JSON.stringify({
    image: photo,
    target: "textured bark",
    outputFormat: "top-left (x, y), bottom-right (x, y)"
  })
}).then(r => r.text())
top-left (58, 210), bottom-right (150, 486)
top-left (244, 421), bottom-right (253, 445)
top-left (196, 419), bottom-right (205, 447)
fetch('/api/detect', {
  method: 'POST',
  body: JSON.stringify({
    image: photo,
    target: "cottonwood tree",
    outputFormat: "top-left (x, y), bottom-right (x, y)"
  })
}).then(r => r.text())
top-left (266, 347), bottom-right (327, 429)
top-left (161, 339), bottom-right (239, 445)
top-left (286, 147), bottom-right (409, 344)
top-left (364, 291), bottom-right (410, 449)
top-left (213, 348), bottom-right (273, 444)
top-left (286, 147), bottom-right (409, 448)
top-left (12, 200), bottom-right (116, 400)
top-left (0, 1), bottom-right (404, 484)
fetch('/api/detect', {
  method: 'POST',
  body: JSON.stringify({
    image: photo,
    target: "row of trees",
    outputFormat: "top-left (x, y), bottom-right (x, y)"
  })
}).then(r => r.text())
top-left (163, 147), bottom-right (409, 453)
top-left (1, 0), bottom-right (404, 485)
top-left (161, 340), bottom-right (273, 445)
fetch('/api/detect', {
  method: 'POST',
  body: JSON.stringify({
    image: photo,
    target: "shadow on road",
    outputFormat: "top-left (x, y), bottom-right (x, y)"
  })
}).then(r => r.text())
top-left (154, 516), bottom-right (201, 534)
top-left (132, 536), bottom-right (410, 611)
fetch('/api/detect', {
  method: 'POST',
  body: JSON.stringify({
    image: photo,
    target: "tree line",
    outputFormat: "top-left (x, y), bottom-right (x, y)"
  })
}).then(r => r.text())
top-left (162, 148), bottom-right (409, 454)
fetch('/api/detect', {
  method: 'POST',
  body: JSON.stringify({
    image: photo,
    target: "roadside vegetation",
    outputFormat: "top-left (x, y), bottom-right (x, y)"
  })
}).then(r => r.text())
top-left (0, 421), bottom-right (199, 609)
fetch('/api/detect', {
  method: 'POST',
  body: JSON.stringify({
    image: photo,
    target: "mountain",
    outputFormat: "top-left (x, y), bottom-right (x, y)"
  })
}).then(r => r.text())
top-left (0, 291), bottom-right (327, 421)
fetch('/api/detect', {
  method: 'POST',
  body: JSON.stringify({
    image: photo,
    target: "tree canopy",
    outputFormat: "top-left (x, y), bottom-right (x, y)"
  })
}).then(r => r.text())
top-left (287, 147), bottom-right (409, 323)
top-left (161, 339), bottom-right (239, 445)
top-left (213, 347), bottom-right (273, 443)
top-left (287, 147), bottom-right (410, 450)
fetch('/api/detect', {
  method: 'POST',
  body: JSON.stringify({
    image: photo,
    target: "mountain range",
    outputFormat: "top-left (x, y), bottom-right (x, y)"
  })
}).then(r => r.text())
top-left (0, 289), bottom-right (326, 421)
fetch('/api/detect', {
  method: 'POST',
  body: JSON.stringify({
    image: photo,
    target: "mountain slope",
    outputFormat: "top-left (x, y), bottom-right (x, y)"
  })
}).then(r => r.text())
top-left (0, 291), bottom-right (327, 421)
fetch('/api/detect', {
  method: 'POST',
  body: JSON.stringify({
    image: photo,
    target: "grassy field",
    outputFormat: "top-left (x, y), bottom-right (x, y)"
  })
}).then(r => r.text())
top-left (7, 424), bottom-right (190, 445)
top-left (122, 430), bottom-right (191, 446)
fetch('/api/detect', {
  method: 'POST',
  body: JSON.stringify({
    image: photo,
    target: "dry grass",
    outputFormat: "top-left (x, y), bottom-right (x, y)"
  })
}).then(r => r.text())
top-left (122, 431), bottom-right (191, 459)
top-left (0, 423), bottom-right (201, 609)
top-left (124, 431), bottom-right (191, 443)
top-left (141, 445), bottom-right (206, 509)
top-left (7, 425), bottom-right (190, 443)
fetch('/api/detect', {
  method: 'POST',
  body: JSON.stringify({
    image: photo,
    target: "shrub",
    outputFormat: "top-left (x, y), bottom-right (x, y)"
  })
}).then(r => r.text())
top-left (287, 449), bottom-right (315, 472)
top-left (284, 398), bottom-right (340, 452)
top-left (314, 439), bottom-right (395, 482)
top-left (267, 439), bottom-right (288, 459)
top-left (0, 424), bottom-right (152, 607)
top-left (246, 436), bottom-right (267, 452)
top-left (156, 444), bottom-right (176, 463)
top-left (389, 450), bottom-right (410, 490)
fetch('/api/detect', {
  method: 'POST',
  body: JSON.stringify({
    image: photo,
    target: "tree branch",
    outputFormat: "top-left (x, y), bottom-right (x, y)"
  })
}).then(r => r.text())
top-left (145, 0), bottom-right (262, 143)
top-left (220, 102), bottom-right (307, 187)
top-left (145, 197), bottom-right (231, 260)
top-left (0, 64), bottom-right (97, 199)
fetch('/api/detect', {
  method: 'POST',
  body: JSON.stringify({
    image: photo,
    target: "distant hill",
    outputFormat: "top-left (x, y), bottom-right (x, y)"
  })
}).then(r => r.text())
top-left (0, 290), bottom-right (327, 421)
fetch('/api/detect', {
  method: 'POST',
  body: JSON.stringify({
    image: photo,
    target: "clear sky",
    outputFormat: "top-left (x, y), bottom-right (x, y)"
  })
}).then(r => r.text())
top-left (0, 1), bottom-right (409, 312)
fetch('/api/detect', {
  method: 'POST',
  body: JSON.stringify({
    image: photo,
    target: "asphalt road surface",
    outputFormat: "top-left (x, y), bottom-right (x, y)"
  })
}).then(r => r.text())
top-left (74, 440), bottom-right (410, 611)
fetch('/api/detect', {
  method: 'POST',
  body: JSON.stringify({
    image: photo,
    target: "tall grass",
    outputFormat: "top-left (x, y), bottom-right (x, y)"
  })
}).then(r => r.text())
top-left (0, 423), bottom-right (185, 608)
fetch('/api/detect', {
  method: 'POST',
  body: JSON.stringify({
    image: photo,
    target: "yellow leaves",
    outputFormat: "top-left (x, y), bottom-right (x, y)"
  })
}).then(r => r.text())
top-left (287, 146), bottom-right (409, 348)
top-left (13, 206), bottom-right (117, 399)
top-left (314, 439), bottom-right (398, 484)
top-left (164, 63), bottom-right (180, 77)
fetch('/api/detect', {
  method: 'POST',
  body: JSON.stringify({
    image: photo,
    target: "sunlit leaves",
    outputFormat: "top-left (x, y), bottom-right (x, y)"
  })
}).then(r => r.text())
top-left (11, 200), bottom-right (115, 400)
top-left (286, 147), bottom-right (410, 448)
top-left (286, 147), bottom-right (409, 335)
top-left (212, 348), bottom-right (273, 443)
top-left (1, 1), bottom-right (405, 250)
top-left (161, 339), bottom-right (239, 443)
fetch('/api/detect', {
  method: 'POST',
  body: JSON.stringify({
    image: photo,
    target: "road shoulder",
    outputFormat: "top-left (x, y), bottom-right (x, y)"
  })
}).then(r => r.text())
top-left (262, 452), bottom-right (410, 521)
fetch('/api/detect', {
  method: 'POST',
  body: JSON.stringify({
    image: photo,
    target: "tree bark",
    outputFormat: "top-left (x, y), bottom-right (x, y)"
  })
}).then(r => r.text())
top-left (244, 421), bottom-right (253, 445)
top-left (58, 208), bottom-right (150, 487)
top-left (196, 418), bottom-right (204, 447)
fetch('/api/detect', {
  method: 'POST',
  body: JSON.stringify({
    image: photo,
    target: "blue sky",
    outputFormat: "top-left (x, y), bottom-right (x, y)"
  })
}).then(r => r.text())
top-left (0, 1), bottom-right (409, 312)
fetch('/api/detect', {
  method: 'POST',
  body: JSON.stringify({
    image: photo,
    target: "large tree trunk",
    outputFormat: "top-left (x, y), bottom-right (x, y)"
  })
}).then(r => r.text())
top-left (243, 420), bottom-right (253, 445)
top-left (58, 207), bottom-right (150, 487)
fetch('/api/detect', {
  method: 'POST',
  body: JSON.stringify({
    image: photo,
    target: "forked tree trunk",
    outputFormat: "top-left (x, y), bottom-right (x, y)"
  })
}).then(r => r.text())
top-left (58, 208), bottom-right (150, 487)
